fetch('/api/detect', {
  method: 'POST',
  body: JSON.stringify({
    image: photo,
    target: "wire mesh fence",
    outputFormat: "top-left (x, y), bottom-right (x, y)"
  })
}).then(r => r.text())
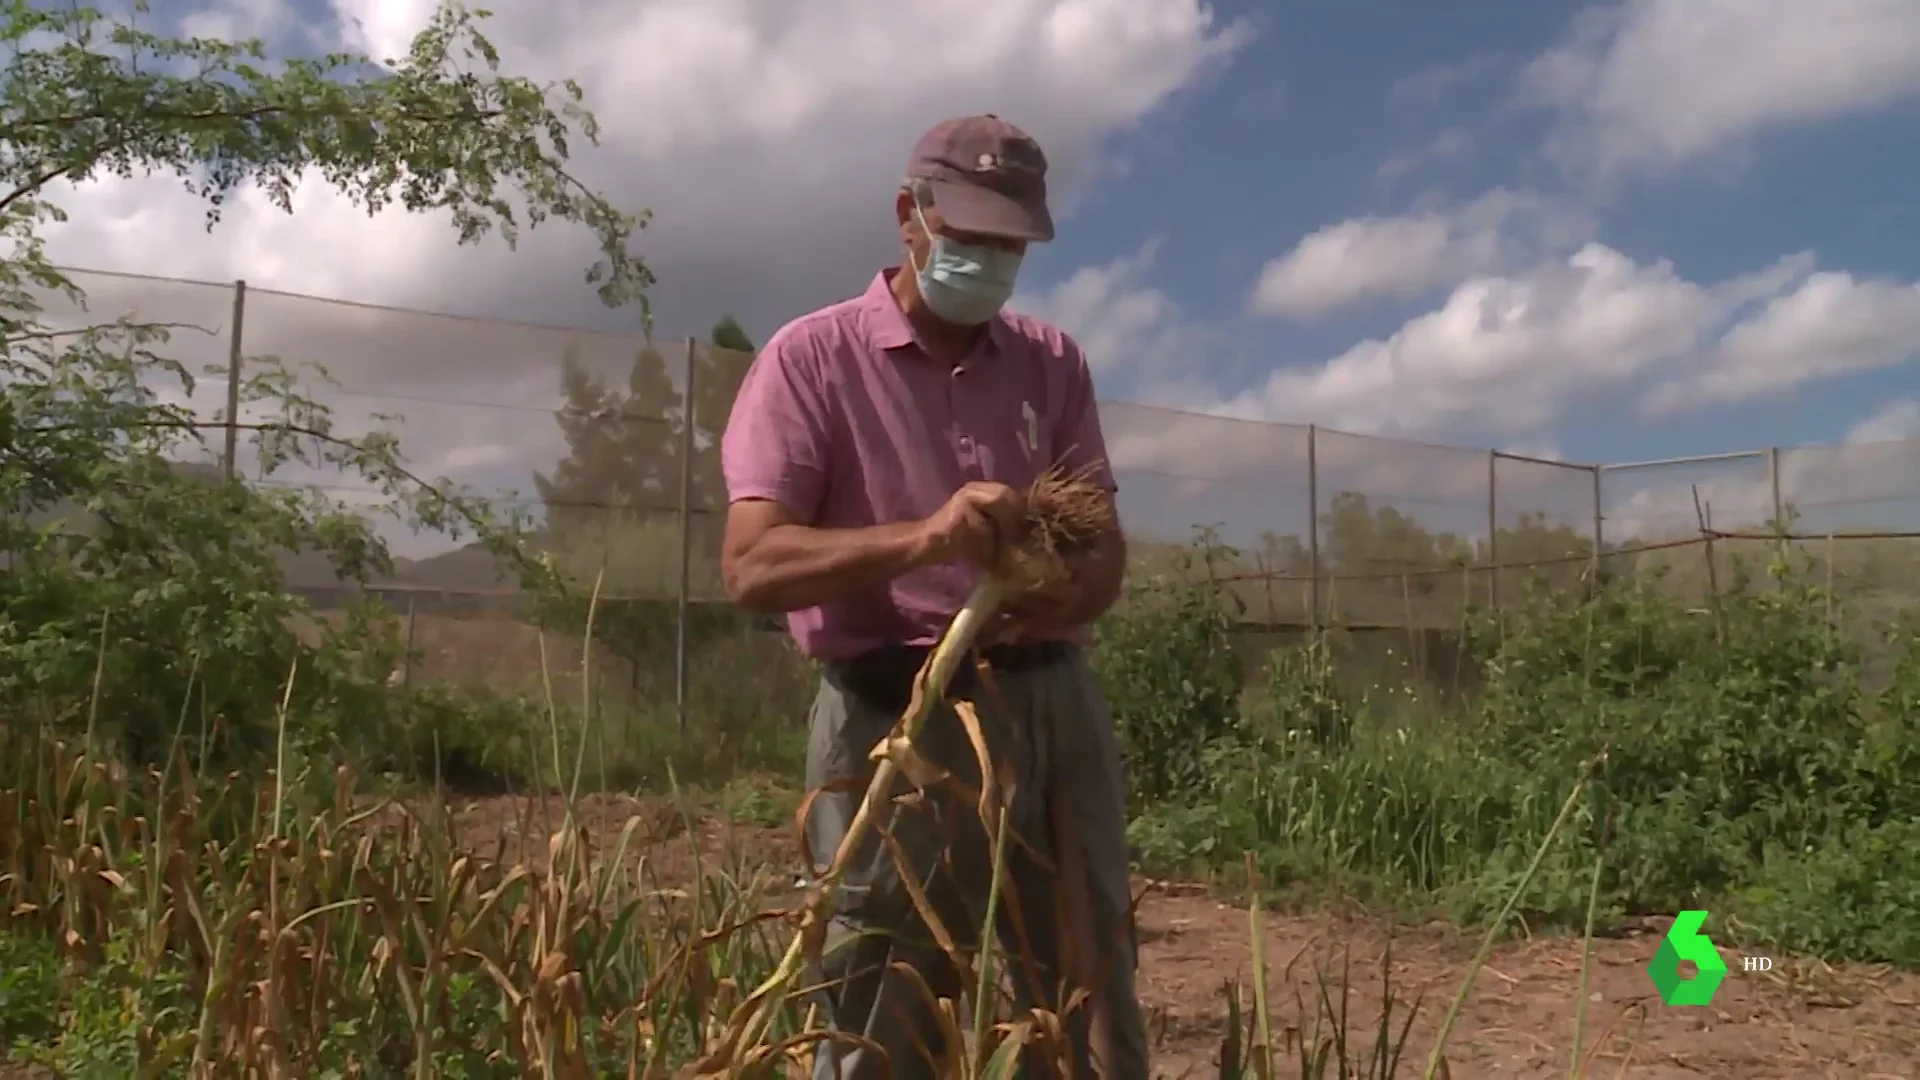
top-left (1597, 451), bottom-right (1776, 604)
top-left (24, 268), bottom-right (1920, 723)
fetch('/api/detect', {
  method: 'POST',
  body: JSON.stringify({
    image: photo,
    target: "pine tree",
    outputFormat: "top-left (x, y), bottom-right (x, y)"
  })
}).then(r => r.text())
top-left (533, 343), bottom-right (684, 533)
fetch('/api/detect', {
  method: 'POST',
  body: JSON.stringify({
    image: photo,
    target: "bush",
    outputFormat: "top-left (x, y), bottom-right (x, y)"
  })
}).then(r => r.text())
top-left (0, 0), bottom-right (657, 792)
top-left (1093, 532), bottom-right (1246, 810)
top-left (1104, 542), bottom-right (1920, 962)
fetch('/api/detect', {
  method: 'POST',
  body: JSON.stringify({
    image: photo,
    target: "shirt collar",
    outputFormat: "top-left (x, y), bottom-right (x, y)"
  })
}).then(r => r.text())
top-left (862, 268), bottom-right (1011, 356)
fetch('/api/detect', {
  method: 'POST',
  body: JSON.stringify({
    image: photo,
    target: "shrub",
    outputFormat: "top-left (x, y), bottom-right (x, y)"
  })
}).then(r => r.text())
top-left (1092, 531), bottom-right (1246, 810)
top-left (1105, 539), bottom-right (1920, 960)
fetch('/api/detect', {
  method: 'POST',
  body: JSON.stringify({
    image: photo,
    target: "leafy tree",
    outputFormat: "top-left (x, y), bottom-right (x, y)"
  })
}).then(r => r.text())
top-left (1490, 510), bottom-right (1598, 596)
top-left (1255, 529), bottom-right (1313, 577)
top-left (0, 1), bottom-right (643, 766)
top-left (1308, 492), bottom-right (1596, 610)
top-left (695, 313), bottom-right (754, 512)
top-left (1319, 492), bottom-right (1472, 596)
top-left (709, 314), bottom-right (754, 354)
top-left (536, 314), bottom-right (756, 533)
top-left (527, 314), bottom-right (764, 692)
top-left (533, 343), bottom-right (684, 531)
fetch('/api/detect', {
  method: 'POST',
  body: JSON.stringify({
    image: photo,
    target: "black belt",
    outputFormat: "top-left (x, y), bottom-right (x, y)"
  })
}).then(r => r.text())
top-left (823, 640), bottom-right (1072, 715)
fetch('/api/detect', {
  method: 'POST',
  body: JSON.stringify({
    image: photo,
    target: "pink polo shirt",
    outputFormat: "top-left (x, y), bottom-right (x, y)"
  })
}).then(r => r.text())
top-left (720, 269), bottom-right (1116, 660)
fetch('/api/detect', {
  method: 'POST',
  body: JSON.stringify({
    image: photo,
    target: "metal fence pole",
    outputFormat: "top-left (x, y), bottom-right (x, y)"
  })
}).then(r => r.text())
top-left (674, 337), bottom-right (697, 733)
top-left (1306, 424), bottom-right (1320, 634)
top-left (1767, 445), bottom-right (1786, 581)
top-left (1486, 449), bottom-right (1499, 608)
top-left (1590, 463), bottom-right (1604, 582)
top-left (221, 280), bottom-right (247, 478)
top-left (1767, 446), bottom-right (1784, 528)
top-left (402, 593), bottom-right (418, 689)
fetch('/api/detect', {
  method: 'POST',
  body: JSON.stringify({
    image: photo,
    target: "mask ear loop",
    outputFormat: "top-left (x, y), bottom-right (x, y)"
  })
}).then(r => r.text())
top-left (908, 186), bottom-right (938, 276)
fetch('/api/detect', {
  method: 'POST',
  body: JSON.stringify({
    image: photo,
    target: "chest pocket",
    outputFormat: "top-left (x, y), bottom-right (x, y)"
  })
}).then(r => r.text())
top-left (950, 356), bottom-right (1054, 486)
top-left (1018, 398), bottom-right (1048, 465)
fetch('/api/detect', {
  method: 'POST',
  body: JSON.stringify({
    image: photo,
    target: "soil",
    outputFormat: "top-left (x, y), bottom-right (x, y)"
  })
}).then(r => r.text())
top-left (414, 793), bottom-right (1920, 1080)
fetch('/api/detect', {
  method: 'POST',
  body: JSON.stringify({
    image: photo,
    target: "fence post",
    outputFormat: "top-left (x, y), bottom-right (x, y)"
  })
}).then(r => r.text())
top-left (1590, 464), bottom-right (1604, 586)
top-left (1486, 449), bottom-right (1499, 608)
top-left (221, 280), bottom-right (248, 478)
top-left (1767, 446), bottom-right (1784, 527)
top-left (674, 337), bottom-right (698, 733)
top-left (1767, 445), bottom-right (1785, 583)
top-left (402, 593), bottom-right (418, 689)
top-left (1306, 424), bottom-right (1320, 634)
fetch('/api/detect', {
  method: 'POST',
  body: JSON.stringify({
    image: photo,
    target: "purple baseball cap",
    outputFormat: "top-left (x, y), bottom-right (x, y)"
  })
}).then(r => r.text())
top-left (906, 114), bottom-right (1054, 242)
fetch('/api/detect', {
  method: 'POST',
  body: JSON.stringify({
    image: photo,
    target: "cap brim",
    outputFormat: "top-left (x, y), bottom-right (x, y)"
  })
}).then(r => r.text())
top-left (927, 179), bottom-right (1055, 242)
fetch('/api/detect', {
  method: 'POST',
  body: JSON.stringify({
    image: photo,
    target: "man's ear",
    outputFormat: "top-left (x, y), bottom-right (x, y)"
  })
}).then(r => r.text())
top-left (895, 188), bottom-right (916, 234)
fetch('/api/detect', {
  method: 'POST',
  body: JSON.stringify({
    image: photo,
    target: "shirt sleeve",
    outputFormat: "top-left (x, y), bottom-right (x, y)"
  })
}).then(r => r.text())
top-left (720, 327), bottom-right (831, 522)
top-left (1053, 334), bottom-right (1117, 491)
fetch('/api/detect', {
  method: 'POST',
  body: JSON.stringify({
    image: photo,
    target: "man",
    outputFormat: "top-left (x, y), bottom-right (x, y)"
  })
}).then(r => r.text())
top-left (719, 114), bottom-right (1148, 1080)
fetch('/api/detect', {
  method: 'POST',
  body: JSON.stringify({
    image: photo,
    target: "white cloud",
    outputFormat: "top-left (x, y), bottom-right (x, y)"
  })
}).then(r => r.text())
top-left (1389, 51), bottom-right (1503, 107)
top-left (1234, 243), bottom-right (1810, 440)
top-left (1013, 243), bottom-right (1174, 371)
top-left (34, 0), bottom-right (1250, 557)
top-left (1524, 0), bottom-right (1920, 178)
top-left (1599, 464), bottom-right (1769, 541)
top-left (1246, 189), bottom-right (1592, 320)
top-left (1099, 401), bottom-right (1604, 553)
top-left (332, 0), bottom-right (438, 63)
top-left (1641, 271), bottom-right (1920, 415)
top-left (1102, 403), bottom-right (1457, 546)
top-left (1845, 397), bottom-right (1920, 444)
top-left (1009, 242), bottom-right (1227, 406)
top-left (1780, 401), bottom-right (1920, 532)
top-left (47, 0), bottom-right (1251, 350)
top-left (1374, 126), bottom-right (1475, 190)
top-left (1601, 398), bottom-right (1920, 541)
top-left (178, 0), bottom-right (297, 43)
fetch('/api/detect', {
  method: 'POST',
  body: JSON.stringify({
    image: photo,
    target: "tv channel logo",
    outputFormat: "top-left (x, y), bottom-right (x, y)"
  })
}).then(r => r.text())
top-left (1646, 910), bottom-right (1730, 1006)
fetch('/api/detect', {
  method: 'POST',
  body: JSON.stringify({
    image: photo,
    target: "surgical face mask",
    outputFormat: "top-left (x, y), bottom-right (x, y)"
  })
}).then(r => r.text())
top-left (911, 203), bottom-right (1024, 326)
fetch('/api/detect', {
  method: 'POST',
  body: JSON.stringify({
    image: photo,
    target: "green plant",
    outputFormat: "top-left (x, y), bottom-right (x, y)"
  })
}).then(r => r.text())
top-left (1734, 815), bottom-right (1920, 967)
top-left (1099, 533), bottom-right (1920, 967)
top-left (0, 0), bottom-right (650, 770)
top-left (1094, 527), bottom-right (1247, 810)
top-left (0, 931), bottom-right (60, 1051)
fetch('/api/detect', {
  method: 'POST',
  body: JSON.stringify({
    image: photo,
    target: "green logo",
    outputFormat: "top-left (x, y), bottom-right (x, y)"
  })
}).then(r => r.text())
top-left (1647, 909), bottom-right (1728, 1006)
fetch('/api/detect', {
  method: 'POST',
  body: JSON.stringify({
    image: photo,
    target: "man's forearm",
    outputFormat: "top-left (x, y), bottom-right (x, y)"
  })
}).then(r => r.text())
top-left (724, 521), bottom-right (932, 614)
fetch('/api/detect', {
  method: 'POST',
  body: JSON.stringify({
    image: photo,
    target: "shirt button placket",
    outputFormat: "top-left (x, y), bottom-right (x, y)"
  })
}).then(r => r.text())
top-left (957, 432), bottom-right (983, 480)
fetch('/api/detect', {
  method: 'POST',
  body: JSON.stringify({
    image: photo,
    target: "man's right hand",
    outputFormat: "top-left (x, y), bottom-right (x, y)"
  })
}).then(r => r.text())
top-left (916, 481), bottom-right (1026, 567)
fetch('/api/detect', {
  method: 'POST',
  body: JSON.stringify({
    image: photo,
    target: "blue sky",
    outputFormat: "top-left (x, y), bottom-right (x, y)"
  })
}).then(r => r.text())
top-left (41, 0), bottom-right (1920, 555)
top-left (1023, 0), bottom-right (1920, 466)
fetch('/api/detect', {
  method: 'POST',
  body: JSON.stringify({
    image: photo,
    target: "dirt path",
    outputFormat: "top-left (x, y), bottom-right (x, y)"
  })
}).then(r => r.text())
top-left (1136, 885), bottom-right (1918, 1078)
top-left (424, 794), bottom-right (1920, 1079)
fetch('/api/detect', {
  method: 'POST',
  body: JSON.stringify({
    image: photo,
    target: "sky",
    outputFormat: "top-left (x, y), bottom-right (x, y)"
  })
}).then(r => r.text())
top-left (33, 0), bottom-right (1920, 561)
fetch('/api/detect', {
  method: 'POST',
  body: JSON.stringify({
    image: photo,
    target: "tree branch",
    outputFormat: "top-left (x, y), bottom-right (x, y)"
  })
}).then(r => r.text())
top-left (2, 101), bottom-right (511, 136)
top-left (2, 320), bottom-right (220, 349)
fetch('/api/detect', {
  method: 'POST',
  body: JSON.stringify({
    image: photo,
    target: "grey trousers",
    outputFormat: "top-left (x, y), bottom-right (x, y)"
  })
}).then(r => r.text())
top-left (804, 647), bottom-right (1149, 1080)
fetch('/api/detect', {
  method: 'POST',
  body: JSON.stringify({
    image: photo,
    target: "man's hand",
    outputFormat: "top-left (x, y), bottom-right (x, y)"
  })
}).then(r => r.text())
top-left (985, 572), bottom-right (1085, 644)
top-left (916, 481), bottom-right (1026, 568)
